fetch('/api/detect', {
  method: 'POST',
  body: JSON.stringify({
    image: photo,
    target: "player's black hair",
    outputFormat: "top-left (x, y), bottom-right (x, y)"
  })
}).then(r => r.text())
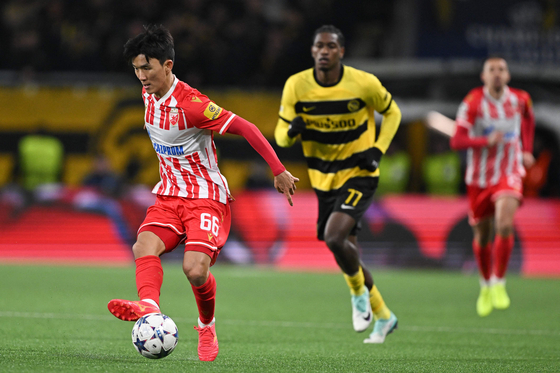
top-left (123, 24), bottom-right (175, 66)
top-left (313, 25), bottom-right (345, 48)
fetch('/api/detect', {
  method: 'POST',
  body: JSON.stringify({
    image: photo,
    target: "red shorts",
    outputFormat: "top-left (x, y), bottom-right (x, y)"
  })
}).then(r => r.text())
top-left (467, 175), bottom-right (523, 225)
top-left (138, 195), bottom-right (231, 266)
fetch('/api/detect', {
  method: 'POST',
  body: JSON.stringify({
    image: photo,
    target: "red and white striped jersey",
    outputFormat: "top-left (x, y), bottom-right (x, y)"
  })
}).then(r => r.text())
top-left (455, 86), bottom-right (535, 188)
top-left (142, 76), bottom-right (236, 204)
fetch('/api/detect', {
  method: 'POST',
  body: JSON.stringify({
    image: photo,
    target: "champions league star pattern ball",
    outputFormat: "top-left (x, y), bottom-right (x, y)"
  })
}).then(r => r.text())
top-left (131, 313), bottom-right (179, 359)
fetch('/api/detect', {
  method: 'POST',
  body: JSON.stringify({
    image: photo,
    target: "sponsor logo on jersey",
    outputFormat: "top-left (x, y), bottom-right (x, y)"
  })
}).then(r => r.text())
top-left (152, 142), bottom-right (185, 156)
top-left (482, 125), bottom-right (516, 140)
top-left (307, 117), bottom-right (357, 130)
top-left (340, 204), bottom-right (355, 210)
top-left (170, 108), bottom-right (179, 126)
top-left (347, 100), bottom-right (360, 112)
top-left (303, 106), bottom-right (316, 112)
top-left (203, 102), bottom-right (223, 120)
top-left (191, 96), bottom-right (202, 103)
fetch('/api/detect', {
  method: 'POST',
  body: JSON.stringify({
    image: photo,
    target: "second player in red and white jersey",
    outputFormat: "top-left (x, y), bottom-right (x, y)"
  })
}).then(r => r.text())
top-left (142, 76), bottom-right (235, 203)
top-left (450, 57), bottom-right (536, 318)
top-left (455, 85), bottom-right (535, 188)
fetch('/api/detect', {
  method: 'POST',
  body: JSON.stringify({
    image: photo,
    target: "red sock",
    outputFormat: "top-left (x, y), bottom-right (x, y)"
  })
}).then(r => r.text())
top-left (192, 272), bottom-right (216, 325)
top-left (493, 234), bottom-right (514, 279)
top-left (135, 255), bottom-right (163, 305)
top-left (473, 240), bottom-right (492, 281)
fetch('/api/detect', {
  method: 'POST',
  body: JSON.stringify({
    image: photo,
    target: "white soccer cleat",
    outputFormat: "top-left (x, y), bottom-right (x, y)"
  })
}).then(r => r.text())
top-left (363, 312), bottom-right (398, 344)
top-left (351, 287), bottom-right (373, 332)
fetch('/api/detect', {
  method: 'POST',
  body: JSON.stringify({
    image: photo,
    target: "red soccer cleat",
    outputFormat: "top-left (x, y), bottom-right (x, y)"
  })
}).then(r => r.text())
top-left (194, 318), bottom-right (219, 361)
top-left (107, 299), bottom-right (160, 321)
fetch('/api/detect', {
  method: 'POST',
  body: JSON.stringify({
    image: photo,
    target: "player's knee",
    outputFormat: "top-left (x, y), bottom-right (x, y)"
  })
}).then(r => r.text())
top-left (183, 264), bottom-right (208, 287)
top-left (132, 240), bottom-right (157, 258)
top-left (324, 232), bottom-right (345, 254)
top-left (496, 223), bottom-right (513, 237)
top-left (474, 233), bottom-right (492, 247)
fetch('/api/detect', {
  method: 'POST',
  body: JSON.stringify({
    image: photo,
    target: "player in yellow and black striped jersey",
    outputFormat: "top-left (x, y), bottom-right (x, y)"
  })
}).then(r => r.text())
top-left (275, 25), bottom-right (401, 344)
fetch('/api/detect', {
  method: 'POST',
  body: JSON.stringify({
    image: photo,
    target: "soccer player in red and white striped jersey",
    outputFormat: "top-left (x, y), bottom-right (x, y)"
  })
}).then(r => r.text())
top-left (451, 56), bottom-right (535, 317)
top-left (107, 25), bottom-right (298, 361)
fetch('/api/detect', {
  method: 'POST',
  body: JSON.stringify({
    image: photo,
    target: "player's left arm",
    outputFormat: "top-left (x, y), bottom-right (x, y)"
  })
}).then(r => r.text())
top-left (226, 116), bottom-right (299, 205)
top-left (187, 94), bottom-right (299, 204)
top-left (362, 82), bottom-right (402, 172)
top-left (375, 99), bottom-right (402, 154)
top-left (521, 93), bottom-right (536, 168)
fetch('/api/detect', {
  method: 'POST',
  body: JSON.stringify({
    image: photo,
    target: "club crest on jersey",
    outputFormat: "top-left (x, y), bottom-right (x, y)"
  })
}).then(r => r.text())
top-left (204, 102), bottom-right (223, 120)
top-left (170, 108), bottom-right (179, 126)
top-left (347, 100), bottom-right (360, 112)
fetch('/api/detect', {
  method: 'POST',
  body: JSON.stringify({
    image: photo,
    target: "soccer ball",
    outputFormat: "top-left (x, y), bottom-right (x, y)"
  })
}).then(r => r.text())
top-left (131, 313), bottom-right (179, 359)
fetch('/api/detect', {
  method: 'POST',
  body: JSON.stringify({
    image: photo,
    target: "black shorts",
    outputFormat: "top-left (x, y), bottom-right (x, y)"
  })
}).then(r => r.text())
top-left (315, 177), bottom-right (378, 241)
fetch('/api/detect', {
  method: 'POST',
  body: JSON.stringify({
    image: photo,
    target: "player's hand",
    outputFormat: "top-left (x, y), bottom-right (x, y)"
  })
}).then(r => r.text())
top-left (274, 170), bottom-right (299, 206)
top-left (487, 131), bottom-right (504, 146)
top-left (359, 147), bottom-right (383, 172)
top-left (287, 116), bottom-right (307, 138)
top-left (522, 151), bottom-right (535, 168)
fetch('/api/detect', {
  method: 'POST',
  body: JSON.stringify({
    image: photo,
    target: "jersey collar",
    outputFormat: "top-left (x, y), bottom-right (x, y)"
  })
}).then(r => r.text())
top-left (153, 75), bottom-right (179, 104)
top-left (483, 85), bottom-right (510, 104)
top-left (313, 65), bottom-right (344, 87)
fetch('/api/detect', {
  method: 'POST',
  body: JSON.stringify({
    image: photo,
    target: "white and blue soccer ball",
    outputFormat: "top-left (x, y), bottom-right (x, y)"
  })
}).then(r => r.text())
top-left (131, 313), bottom-right (179, 359)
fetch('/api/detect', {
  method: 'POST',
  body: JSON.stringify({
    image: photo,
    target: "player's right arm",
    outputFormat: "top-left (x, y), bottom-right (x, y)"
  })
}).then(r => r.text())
top-left (450, 90), bottom-right (502, 150)
top-left (275, 77), bottom-right (299, 148)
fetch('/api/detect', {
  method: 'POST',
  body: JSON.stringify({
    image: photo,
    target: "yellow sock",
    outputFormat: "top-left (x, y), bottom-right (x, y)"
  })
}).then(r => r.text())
top-left (343, 267), bottom-right (366, 296)
top-left (370, 285), bottom-right (391, 320)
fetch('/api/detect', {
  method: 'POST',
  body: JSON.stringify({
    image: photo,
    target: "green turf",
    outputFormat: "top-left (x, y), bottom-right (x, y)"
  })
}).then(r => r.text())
top-left (0, 263), bottom-right (559, 372)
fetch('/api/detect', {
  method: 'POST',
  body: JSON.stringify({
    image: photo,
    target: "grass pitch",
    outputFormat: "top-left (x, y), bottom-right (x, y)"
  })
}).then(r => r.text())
top-left (0, 263), bottom-right (559, 372)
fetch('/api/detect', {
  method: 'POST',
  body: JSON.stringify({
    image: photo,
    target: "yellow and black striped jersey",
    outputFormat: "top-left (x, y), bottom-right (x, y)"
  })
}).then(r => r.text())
top-left (275, 65), bottom-right (401, 193)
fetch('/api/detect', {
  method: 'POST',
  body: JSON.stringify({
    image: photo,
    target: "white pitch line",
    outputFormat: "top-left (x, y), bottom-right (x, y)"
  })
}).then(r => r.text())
top-left (1, 311), bottom-right (559, 337)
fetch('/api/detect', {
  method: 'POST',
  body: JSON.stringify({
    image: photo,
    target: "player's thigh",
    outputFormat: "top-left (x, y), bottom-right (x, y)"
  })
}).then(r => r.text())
top-left (138, 198), bottom-right (186, 254)
top-left (316, 193), bottom-right (337, 241)
top-left (494, 196), bottom-right (520, 230)
top-left (467, 185), bottom-right (495, 225)
top-left (324, 211), bottom-right (357, 243)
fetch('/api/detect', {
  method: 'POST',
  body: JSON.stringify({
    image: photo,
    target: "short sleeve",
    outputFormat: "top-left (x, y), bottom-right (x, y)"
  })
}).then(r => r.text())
top-left (275, 76), bottom-right (299, 148)
top-left (456, 92), bottom-right (478, 129)
top-left (278, 76), bottom-right (298, 122)
top-left (185, 94), bottom-right (237, 134)
top-left (367, 74), bottom-right (392, 114)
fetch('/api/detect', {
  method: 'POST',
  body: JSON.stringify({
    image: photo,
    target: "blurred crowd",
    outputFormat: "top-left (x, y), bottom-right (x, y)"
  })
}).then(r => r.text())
top-left (0, 0), bottom-right (393, 87)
